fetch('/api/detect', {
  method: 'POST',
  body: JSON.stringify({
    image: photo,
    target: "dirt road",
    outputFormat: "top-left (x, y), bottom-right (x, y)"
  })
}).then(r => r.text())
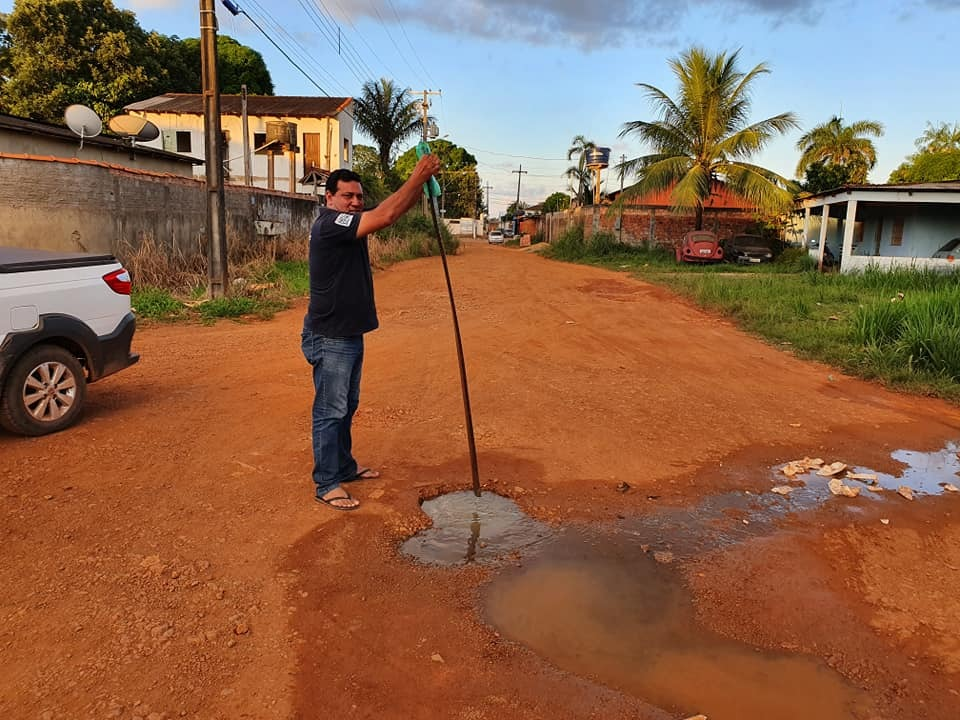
top-left (3, 241), bottom-right (959, 719)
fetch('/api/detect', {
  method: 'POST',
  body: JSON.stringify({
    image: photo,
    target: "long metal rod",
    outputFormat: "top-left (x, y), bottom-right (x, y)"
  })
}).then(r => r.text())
top-left (426, 195), bottom-right (481, 497)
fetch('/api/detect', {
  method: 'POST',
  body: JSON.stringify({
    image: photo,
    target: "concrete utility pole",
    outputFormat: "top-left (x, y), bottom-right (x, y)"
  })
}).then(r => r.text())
top-left (512, 165), bottom-right (527, 233)
top-left (241, 84), bottom-right (251, 186)
top-left (200, 0), bottom-right (228, 298)
top-left (485, 182), bottom-right (492, 218)
top-left (618, 153), bottom-right (626, 243)
top-left (413, 89), bottom-right (442, 213)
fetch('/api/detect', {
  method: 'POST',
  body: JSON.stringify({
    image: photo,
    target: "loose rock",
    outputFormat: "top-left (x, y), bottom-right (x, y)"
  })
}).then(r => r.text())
top-left (897, 486), bottom-right (915, 501)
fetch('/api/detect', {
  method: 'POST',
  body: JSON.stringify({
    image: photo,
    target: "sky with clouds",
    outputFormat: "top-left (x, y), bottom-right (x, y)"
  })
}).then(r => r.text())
top-left (4, 0), bottom-right (959, 214)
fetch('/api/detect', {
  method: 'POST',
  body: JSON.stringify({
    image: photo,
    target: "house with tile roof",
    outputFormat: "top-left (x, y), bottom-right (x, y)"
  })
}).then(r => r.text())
top-left (124, 94), bottom-right (354, 194)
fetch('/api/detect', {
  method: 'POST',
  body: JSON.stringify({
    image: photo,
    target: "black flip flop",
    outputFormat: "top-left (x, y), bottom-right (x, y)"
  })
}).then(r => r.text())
top-left (345, 467), bottom-right (380, 482)
top-left (316, 490), bottom-right (360, 511)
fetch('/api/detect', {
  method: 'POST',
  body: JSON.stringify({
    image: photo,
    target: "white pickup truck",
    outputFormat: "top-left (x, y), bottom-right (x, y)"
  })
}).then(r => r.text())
top-left (0, 247), bottom-right (139, 436)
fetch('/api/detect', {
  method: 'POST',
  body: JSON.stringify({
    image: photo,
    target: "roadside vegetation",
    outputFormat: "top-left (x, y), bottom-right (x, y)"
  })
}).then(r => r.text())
top-left (544, 223), bottom-right (960, 401)
top-left (127, 214), bottom-right (458, 323)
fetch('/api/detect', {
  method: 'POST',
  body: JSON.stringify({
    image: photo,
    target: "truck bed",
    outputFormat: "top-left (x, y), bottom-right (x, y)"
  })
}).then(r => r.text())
top-left (0, 247), bottom-right (118, 273)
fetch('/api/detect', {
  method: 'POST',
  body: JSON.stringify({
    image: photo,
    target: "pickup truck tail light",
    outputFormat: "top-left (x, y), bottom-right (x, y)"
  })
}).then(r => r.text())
top-left (103, 268), bottom-right (132, 295)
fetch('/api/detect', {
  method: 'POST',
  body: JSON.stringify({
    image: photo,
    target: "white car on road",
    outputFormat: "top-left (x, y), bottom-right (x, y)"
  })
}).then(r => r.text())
top-left (0, 247), bottom-right (139, 435)
top-left (488, 230), bottom-right (504, 244)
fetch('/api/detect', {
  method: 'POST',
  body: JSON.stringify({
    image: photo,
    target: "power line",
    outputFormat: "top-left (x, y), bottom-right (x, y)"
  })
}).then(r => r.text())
top-left (370, 3), bottom-right (424, 86)
top-left (240, 0), bottom-right (348, 95)
top-left (384, 0), bottom-right (437, 88)
top-left (462, 144), bottom-right (569, 161)
top-left (326, 0), bottom-right (404, 84)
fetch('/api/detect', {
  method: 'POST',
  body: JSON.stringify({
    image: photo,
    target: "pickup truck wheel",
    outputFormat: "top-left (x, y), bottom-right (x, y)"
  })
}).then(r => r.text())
top-left (0, 345), bottom-right (87, 436)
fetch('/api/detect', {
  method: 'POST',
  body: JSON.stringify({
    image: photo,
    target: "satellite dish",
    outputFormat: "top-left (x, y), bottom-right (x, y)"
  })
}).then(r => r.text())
top-left (108, 114), bottom-right (160, 142)
top-left (64, 104), bottom-right (102, 149)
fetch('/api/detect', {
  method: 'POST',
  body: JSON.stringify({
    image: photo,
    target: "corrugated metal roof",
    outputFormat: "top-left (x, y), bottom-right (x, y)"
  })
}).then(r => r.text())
top-left (0, 112), bottom-right (202, 164)
top-left (803, 181), bottom-right (960, 199)
top-left (125, 94), bottom-right (353, 118)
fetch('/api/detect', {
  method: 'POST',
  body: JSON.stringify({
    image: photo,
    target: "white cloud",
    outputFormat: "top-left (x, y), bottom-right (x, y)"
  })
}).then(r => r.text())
top-left (341, 0), bottom-right (818, 50)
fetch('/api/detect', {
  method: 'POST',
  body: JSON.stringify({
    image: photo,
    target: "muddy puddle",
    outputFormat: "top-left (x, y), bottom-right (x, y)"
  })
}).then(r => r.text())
top-left (400, 491), bottom-right (551, 565)
top-left (401, 441), bottom-right (959, 717)
top-left (483, 531), bottom-right (875, 720)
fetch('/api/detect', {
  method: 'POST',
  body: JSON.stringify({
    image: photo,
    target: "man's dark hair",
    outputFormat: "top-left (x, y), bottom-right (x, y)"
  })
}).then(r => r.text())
top-left (326, 169), bottom-right (362, 195)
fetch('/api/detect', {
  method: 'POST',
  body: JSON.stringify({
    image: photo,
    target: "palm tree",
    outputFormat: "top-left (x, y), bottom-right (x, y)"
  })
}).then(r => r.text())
top-left (619, 47), bottom-right (799, 229)
top-left (352, 78), bottom-right (423, 176)
top-left (565, 135), bottom-right (596, 205)
top-left (795, 116), bottom-right (884, 183)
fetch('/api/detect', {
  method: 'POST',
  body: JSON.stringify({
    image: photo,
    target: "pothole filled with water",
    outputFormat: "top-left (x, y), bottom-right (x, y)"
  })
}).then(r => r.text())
top-left (483, 530), bottom-right (876, 720)
top-left (401, 440), bottom-right (959, 716)
top-left (400, 491), bottom-right (552, 566)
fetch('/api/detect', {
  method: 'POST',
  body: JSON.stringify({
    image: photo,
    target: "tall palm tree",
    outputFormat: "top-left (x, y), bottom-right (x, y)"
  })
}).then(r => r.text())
top-left (565, 135), bottom-right (596, 205)
top-left (351, 78), bottom-right (423, 176)
top-left (619, 47), bottom-right (799, 229)
top-left (795, 116), bottom-right (884, 183)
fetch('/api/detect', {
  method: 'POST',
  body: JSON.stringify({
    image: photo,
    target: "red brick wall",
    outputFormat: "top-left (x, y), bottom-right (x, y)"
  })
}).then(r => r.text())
top-left (602, 207), bottom-right (760, 247)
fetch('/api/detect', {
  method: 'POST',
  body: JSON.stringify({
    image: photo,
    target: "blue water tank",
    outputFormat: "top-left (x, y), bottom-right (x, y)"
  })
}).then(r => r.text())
top-left (585, 147), bottom-right (610, 168)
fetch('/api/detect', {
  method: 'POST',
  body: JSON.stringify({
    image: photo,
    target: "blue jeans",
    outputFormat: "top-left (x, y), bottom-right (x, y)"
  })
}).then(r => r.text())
top-left (301, 330), bottom-right (363, 497)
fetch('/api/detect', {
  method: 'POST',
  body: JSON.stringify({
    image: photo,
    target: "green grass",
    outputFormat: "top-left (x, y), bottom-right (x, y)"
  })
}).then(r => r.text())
top-left (132, 286), bottom-right (185, 320)
top-left (544, 227), bottom-right (960, 401)
top-left (133, 213), bottom-right (457, 324)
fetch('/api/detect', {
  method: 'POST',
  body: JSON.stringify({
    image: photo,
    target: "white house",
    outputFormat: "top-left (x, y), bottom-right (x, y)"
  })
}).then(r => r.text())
top-left (799, 182), bottom-right (960, 272)
top-left (124, 93), bottom-right (354, 195)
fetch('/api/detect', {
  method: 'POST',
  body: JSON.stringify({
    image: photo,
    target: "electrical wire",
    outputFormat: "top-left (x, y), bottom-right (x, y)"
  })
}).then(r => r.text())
top-left (326, 0), bottom-right (405, 84)
top-left (241, 0), bottom-right (347, 95)
top-left (384, 0), bottom-right (437, 88)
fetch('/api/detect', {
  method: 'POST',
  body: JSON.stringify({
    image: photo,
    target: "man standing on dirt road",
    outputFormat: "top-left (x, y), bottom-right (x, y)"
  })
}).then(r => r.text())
top-left (302, 154), bottom-right (442, 511)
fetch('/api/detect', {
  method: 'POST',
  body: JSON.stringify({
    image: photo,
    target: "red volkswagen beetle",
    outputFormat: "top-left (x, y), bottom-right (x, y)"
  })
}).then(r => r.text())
top-left (676, 230), bottom-right (723, 263)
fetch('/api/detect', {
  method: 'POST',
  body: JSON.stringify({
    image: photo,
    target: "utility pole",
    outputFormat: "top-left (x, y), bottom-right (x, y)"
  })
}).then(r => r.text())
top-left (512, 165), bottom-right (527, 210)
top-left (485, 182), bottom-right (492, 219)
top-left (241, 84), bottom-right (251, 186)
top-left (414, 89), bottom-right (442, 213)
top-left (618, 153), bottom-right (625, 243)
top-left (200, 0), bottom-right (228, 298)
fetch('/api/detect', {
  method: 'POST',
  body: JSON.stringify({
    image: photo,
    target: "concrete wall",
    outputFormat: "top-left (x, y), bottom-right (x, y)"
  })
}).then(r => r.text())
top-left (0, 154), bottom-right (318, 258)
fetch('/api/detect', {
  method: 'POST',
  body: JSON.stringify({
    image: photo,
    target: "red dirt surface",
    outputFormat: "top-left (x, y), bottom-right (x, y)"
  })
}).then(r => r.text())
top-left (2, 241), bottom-right (959, 719)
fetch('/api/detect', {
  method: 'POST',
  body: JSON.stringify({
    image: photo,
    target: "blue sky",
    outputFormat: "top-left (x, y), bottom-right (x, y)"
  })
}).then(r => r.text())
top-left (4, 0), bottom-right (959, 215)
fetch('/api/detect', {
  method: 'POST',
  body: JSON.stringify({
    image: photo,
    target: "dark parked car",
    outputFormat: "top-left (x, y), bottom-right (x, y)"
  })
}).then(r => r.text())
top-left (725, 234), bottom-right (776, 264)
top-left (933, 237), bottom-right (960, 259)
top-left (676, 230), bottom-right (723, 263)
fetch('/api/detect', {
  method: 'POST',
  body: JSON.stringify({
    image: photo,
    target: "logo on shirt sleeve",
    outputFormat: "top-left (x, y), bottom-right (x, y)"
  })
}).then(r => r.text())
top-left (334, 213), bottom-right (355, 227)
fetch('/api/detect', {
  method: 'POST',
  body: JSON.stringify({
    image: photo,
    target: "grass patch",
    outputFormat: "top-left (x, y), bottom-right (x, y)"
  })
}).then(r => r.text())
top-left (126, 210), bottom-right (459, 324)
top-left (545, 229), bottom-right (960, 401)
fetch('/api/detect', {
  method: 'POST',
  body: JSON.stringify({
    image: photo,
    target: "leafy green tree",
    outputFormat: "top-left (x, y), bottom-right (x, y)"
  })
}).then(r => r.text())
top-left (505, 200), bottom-right (527, 217)
top-left (173, 36), bottom-right (273, 95)
top-left (352, 78), bottom-right (423, 176)
top-left (620, 47), bottom-right (798, 229)
top-left (0, 0), bottom-right (176, 120)
top-left (394, 139), bottom-right (481, 217)
top-left (565, 135), bottom-right (595, 205)
top-left (350, 143), bottom-right (388, 204)
top-left (801, 161), bottom-right (855, 194)
top-left (795, 116), bottom-right (883, 183)
top-left (889, 122), bottom-right (960, 183)
top-left (0, 2), bottom-right (273, 121)
top-left (542, 191), bottom-right (571, 213)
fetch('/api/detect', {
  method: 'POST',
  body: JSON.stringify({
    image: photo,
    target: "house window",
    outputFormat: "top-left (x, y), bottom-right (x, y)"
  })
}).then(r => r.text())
top-left (253, 132), bottom-right (267, 151)
top-left (343, 138), bottom-right (350, 163)
top-left (176, 131), bottom-right (192, 153)
top-left (891, 217), bottom-right (904, 247)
